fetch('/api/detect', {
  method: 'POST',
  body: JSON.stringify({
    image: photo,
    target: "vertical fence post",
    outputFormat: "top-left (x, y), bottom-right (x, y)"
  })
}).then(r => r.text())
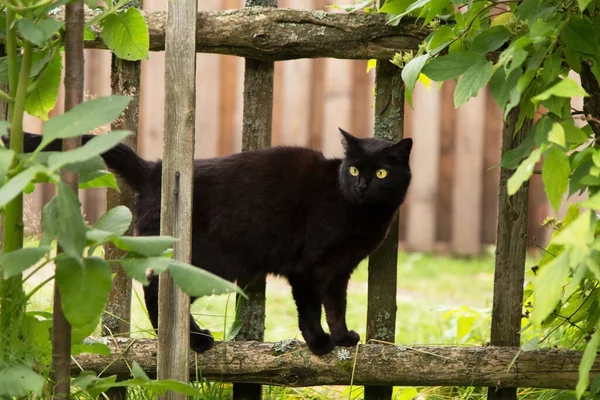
top-left (233, 2), bottom-right (277, 400)
top-left (486, 107), bottom-right (532, 400)
top-left (101, 6), bottom-right (142, 398)
top-left (364, 60), bottom-right (404, 400)
top-left (156, 0), bottom-right (197, 395)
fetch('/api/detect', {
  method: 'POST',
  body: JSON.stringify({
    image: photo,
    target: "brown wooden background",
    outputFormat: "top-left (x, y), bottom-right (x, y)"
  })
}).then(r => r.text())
top-left (20, 0), bottom-right (556, 255)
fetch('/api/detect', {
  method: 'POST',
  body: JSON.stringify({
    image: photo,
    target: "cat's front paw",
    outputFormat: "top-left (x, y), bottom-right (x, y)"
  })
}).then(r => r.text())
top-left (190, 329), bottom-right (214, 352)
top-left (334, 330), bottom-right (360, 347)
top-left (306, 333), bottom-right (336, 355)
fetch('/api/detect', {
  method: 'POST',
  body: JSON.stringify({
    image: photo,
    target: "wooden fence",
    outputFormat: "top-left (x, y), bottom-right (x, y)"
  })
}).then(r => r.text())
top-left (42, 2), bottom-right (598, 400)
top-left (19, 0), bottom-right (554, 256)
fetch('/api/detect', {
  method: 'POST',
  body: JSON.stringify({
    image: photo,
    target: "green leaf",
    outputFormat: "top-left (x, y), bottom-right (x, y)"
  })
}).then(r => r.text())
top-left (541, 95), bottom-right (570, 118)
top-left (532, 78), bottom-right (589, 102)
top-left (508, 148), bottom-right (542, 195)
top-left (17, 17), bottom-right (63, 47)
top-left (25, 50), bottom-right (63, 120)
top-left (120, 255), bottom-right (171, 285)
top-left (578, 0), bottom-right (593, 11)
top-left (554, 210), bottom-right (593, 250)
top-left (0, 148), bottom-right (15, 184)
top-left (72, 341), bottom-right (112, 356)
top-left (422, 52), bottom-right (484, 81)
top-left (379, 0), bottom-right (412, 14)
top-left (56, 256), bottom-right (112, 327)
top-left (530, 251), bottom-right (570, 324)
top-left (562, 16), bottom-right (600, 56)
top-left (47, 130), bottom-right (132, 172)
top-left (490, 67), bottom-right (522, 110)
top-left (470, 26), bottom-right (512, 54)
top-left (41, 95), bottom-right (132, 149)
top-left (40, 196), bottom-right (59, 246)
top-left (521, 337), bottom-right (539, 351)
top-left (500, 130), bottom-right (535, 169)
top-left (111, 236), bottom-right (175, 257)
top-left (86, 205), bottom-right (132, 244)
top-left (168, 259), bottom-right (245, 298)
top-left (453, 59), bottom-right (493, 108)
top-left (401, 54), bottom-right (429, 107)
top-left (542, 146), bottom-right (570, 212)
top-left (547, 122), bottom-right (566, 147)
top-left (0, 365), bottom-right (45, 397)
top-left (100, 8), bottom-right (149, 61)
top-left (0, 165), bottom-right (44, 209)
top-left (577, 323), bottom-right (600, 398)
top-left (428, 26), bottom-right (454, 53)
top-left (131, 361), bottom-right (150, 381)
top-left (562, 120), bottom-right (591, 146)
top-left (541, 50), bottom-right (561, 84)
top-left (80, 171), bottom-right (120, 191)
top-left (56, 181), bottom-right (87, 261)
top-left (580, 191), bottom-right (600, 209)
top-left (423, 0), bottom-right (449, 25)
top-left (515, 0), bottom-right (542, 20)
top-left (84, 26), bottom-right (96, 41)
top-left (564, 46), bottom-right (582, 73)
top-left (504, 48), bottom-right (528, 76)
top-left (1, 246), bottom-right (51, 279)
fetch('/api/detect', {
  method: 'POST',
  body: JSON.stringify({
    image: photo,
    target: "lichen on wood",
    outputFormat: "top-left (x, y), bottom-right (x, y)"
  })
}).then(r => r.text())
top-left (53, 8), bottom-right (429, 60)
top-left (72, 338), bottom-right (600, 390)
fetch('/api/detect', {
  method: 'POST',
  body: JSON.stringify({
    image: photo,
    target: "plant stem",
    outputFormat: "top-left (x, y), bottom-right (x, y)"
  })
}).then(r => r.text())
top-left (0, 31), bottom-right (34, 359)
top-left (52, 0), bottom-right (84, 396)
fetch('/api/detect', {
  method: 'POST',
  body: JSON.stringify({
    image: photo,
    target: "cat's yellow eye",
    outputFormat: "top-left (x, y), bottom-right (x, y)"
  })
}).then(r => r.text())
top-left (376, 169), bottom-right (388, 179)
top-left (349, 166), bottom-right (359, 176)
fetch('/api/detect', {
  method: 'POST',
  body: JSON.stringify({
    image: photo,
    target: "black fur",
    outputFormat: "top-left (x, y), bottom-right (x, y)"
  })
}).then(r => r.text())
top-left (7, 129), bottom-right (412, 355)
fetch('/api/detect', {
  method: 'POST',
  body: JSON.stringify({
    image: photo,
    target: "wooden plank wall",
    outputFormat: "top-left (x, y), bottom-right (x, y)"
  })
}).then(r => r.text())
top-left (19, 1), bottom-right (552, 255)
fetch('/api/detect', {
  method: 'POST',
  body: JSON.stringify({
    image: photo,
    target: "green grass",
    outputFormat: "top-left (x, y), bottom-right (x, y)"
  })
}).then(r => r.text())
top-left (22, 243), bottom-right (577, 399)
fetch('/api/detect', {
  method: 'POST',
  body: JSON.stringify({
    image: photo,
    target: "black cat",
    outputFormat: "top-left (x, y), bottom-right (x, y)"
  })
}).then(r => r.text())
top-left (10, 129), bottom-right (412, 355)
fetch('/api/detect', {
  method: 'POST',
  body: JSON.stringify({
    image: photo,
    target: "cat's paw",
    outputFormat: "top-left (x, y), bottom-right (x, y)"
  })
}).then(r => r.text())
top-left (307, 333), bottom-right (336, 355)
top-left (334, 330), bottom-right (360, 347)
top-left (190, 329), bottom-right (214, 352)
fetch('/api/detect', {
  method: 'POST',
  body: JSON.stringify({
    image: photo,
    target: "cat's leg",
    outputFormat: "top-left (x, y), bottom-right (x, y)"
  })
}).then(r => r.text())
top-left (143, 274), bottom-right (214, 352)
top-left (323, 271), bottom-right (360, 347)
top-left (289, 275), bottom-right (335, 355)
top-left (188, 296), bottom-right (214, 352)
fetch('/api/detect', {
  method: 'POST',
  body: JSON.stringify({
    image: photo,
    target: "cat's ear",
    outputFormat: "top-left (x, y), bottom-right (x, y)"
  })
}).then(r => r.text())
top-left (388, 138), bottom-right (412, 162)
top-left (339, 128), bottom-right (362, 153)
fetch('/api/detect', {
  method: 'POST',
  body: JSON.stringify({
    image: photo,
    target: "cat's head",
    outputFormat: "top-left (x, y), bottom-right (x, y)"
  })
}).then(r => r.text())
top-left (338, 128), bottom-right (412, 205)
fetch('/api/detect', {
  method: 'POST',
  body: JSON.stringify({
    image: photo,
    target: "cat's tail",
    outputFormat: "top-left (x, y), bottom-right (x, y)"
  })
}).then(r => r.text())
top-left (2, 132), bottom-right (153, 193)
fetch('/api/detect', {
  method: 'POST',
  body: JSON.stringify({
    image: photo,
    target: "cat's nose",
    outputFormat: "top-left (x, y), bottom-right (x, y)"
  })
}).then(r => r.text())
top-left (358, 182), bottom-right (368, 193)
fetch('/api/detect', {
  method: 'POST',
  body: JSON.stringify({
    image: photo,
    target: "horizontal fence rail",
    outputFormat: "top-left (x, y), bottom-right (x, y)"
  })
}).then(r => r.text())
top-left (72, 338), bottom-right (599, 390)
top-left (52, 8), bottom-right (429, 60)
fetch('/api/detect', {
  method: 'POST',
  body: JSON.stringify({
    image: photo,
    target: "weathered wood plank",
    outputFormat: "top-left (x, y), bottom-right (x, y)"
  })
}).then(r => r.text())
top-left (365, 58), bottom-right (404, 400)
top-left (157, 0), bottom-right (197, 396)
top-left (452, 89), bottom-right (486, 255)
top-left (481, 88), bottom-right (502, 245)
top-left (102, 53), bottom-right (141, 343)
top-left (73, 338), bottom-right (598, 390)
top-left (487, 108), bottom-right (532, 400)
top-left (406, 83), bottom-right (440, 252)
top-left (436, 81), bottom-right (455, 244)
top-left (233, 3), bottom-right (277, 400)
top-left (53, 8), bottom-right (429, 60)
top-left (322, 56), bottom-right (352, 156)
